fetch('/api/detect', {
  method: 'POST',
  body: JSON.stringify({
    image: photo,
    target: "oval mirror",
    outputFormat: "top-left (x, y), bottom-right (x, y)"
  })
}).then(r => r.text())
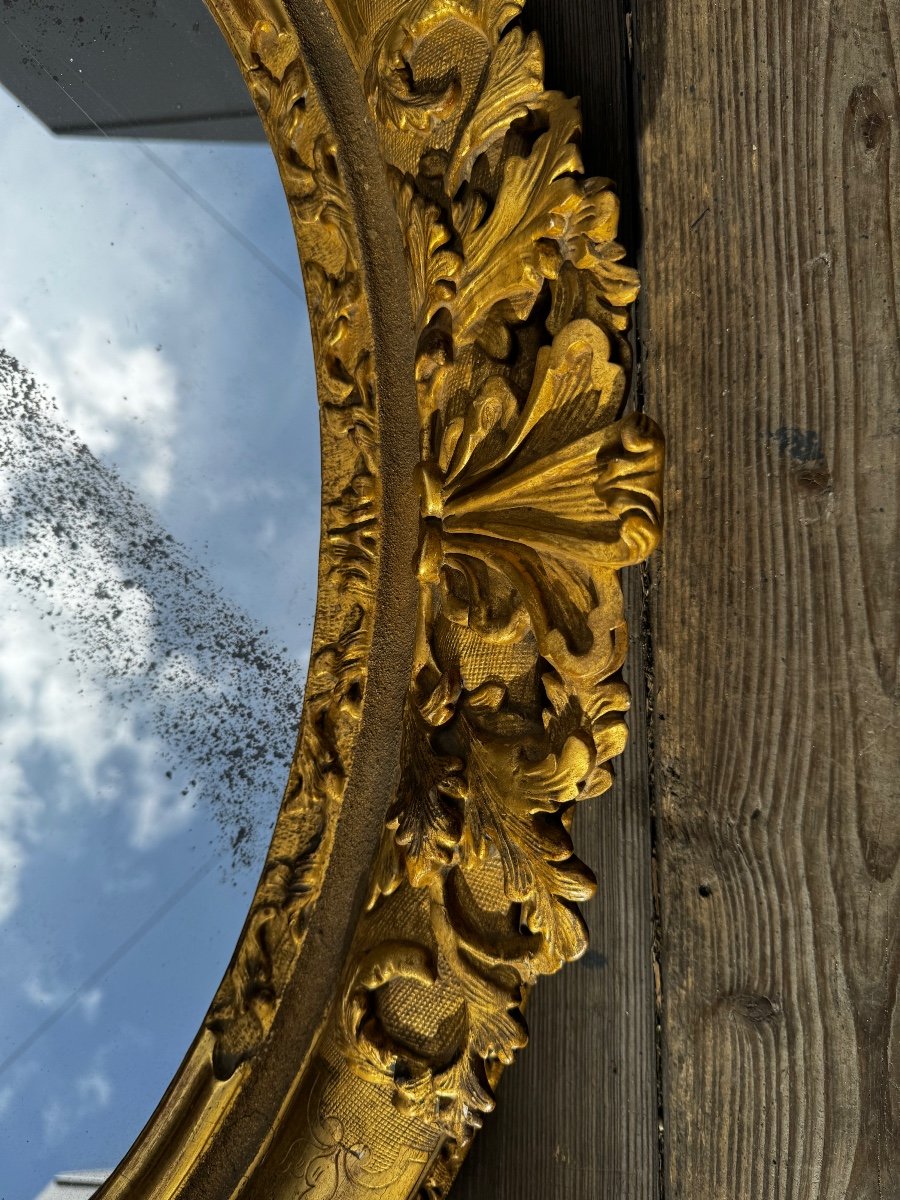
top-left (0, 4), bottom-right (316, 1194)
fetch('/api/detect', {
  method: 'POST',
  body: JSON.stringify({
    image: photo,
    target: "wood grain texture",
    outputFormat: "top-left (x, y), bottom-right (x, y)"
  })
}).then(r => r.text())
top-left (454, 6), bottom-right (659, 1196)
top-left (634, 0), bottom-right (900, 1197)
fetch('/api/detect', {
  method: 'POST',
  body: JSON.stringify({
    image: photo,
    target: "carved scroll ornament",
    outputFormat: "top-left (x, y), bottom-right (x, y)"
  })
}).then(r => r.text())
top-left (96, 1), bottom-right (663, 1197)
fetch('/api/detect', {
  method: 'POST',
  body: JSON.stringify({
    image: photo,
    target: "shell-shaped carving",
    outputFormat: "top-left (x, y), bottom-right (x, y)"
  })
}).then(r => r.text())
top-left (419, 319), bottom-right (662, 661)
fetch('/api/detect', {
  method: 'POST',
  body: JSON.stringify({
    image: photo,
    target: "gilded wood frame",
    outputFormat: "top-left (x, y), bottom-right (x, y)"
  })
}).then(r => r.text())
top-left (96, 1), bottom-right (663, 1196)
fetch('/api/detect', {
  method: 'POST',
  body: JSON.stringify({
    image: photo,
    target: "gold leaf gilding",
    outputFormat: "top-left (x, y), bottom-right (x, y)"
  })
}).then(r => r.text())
top-left (95, 1), bottom-right (663, 1196)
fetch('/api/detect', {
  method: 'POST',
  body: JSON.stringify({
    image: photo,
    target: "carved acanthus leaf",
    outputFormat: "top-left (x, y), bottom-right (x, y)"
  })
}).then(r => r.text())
top-left (394, 175), bottom-right (462, 333)
top-left (444, 24), bottom-right (545, 195)
top-left (459, 725), bottom-right (596, 970)
top-left (451, 97), bottom-right (584, 345)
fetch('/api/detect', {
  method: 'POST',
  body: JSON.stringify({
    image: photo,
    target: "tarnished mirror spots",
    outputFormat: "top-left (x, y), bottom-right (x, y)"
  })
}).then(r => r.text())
top-left (0, 3), bottom-right (317, 1192)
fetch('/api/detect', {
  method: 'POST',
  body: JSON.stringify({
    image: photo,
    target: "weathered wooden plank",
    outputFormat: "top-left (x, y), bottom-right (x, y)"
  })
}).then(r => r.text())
top-left (454, 4), bottom-right (659, 1196)
top-left (635, 0), bottom-right (900, 1196)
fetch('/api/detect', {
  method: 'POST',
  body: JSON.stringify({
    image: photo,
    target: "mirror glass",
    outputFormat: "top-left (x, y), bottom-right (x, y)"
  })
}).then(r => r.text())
top-left (0, 4), bottom-right (318, 1194)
